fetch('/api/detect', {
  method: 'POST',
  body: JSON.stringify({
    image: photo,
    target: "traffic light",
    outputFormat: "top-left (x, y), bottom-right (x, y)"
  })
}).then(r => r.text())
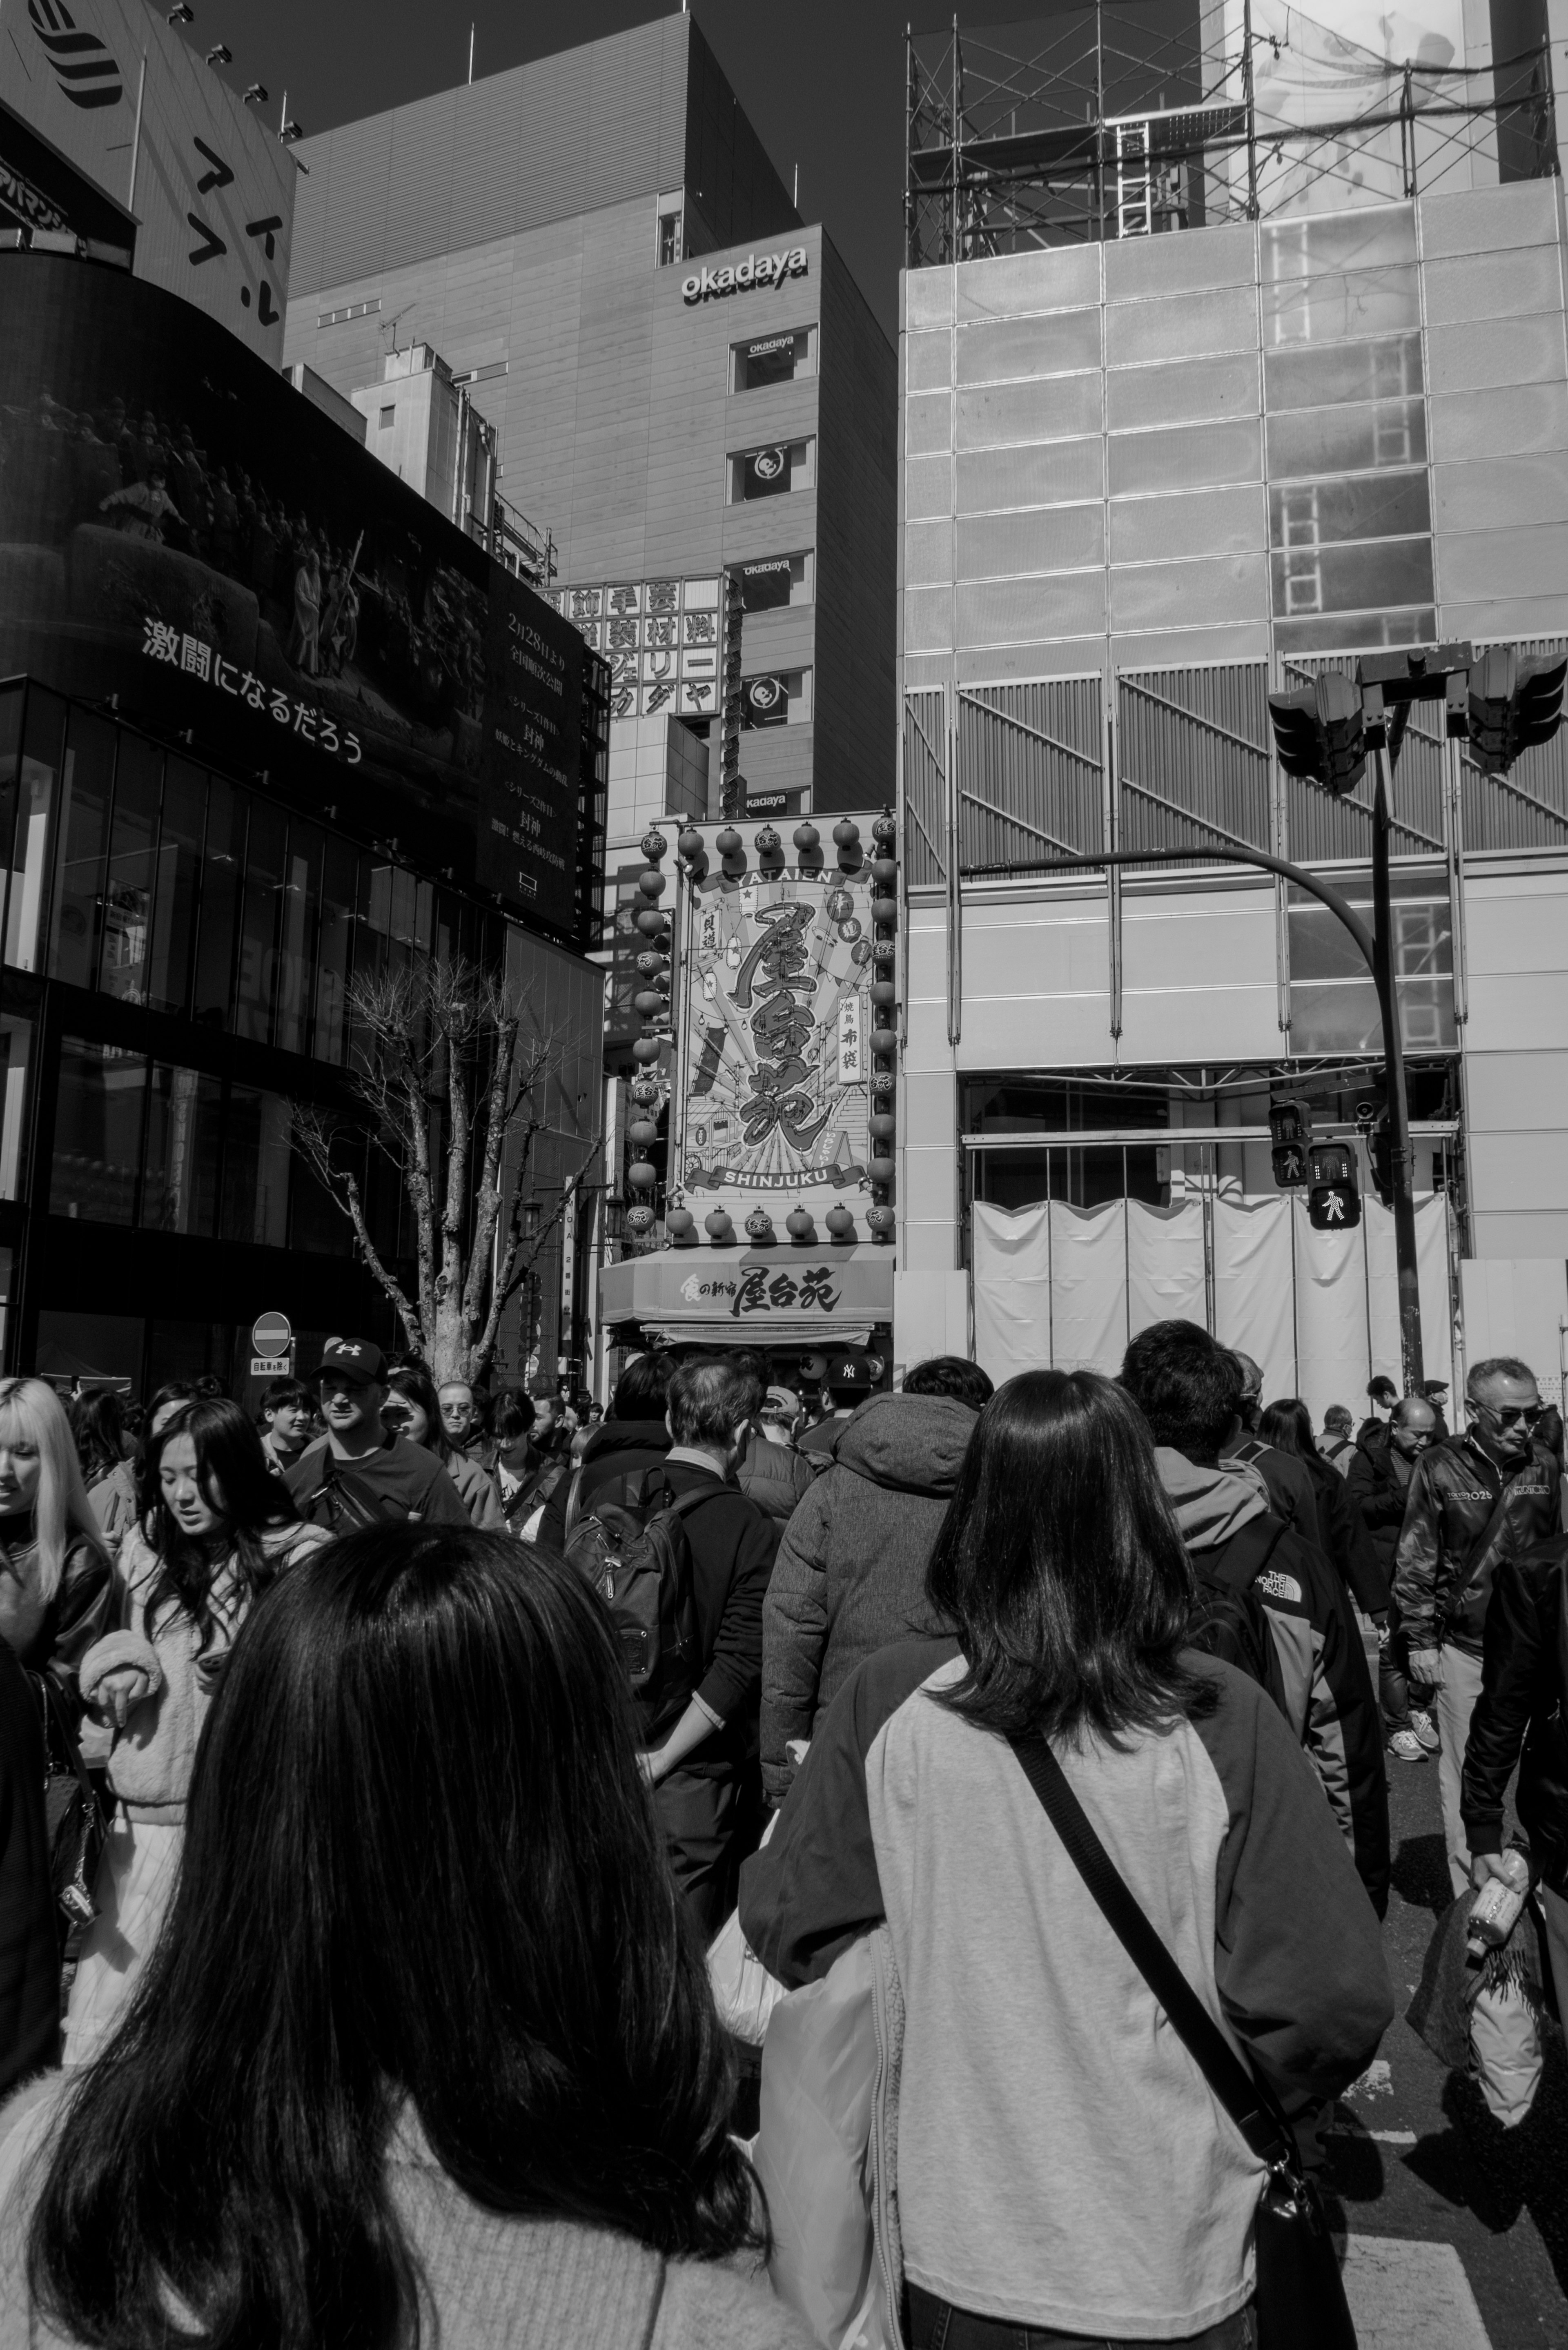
top-left (1268, 1098), bottom-right (1309, 1189)
top-left (1465, 646), bottom-right (1568, 776)
top-left (1267, 671), bottom-right (1367, 797)
top-left (1307, 1142), bottom-right (1361, 1232)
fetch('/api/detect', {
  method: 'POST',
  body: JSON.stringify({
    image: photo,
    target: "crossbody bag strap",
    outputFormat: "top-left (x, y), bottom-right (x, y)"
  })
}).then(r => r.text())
top-left (1009, 1731), bottom-right (1295, 2173)
top-left (1460, 1475), bottom-right (1515, 1585)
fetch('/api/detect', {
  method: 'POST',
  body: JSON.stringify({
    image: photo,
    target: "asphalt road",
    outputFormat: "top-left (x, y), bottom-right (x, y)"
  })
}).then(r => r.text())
top-left (1328, 1746), bottom-right (1568, 2348)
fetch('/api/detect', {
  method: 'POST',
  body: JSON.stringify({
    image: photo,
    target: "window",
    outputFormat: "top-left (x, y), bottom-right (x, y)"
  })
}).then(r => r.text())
top-left (729, 440), bottom-right (813, 502)
top-left (9, 688), bottom-right (64, 973)
top-left (737, 554), bottom-right (813, 613)
top-left (275, 820), bottom-right (323, 1056)
top-left (313, 835), bottom-right (357, 1065)
top-left (1287, 869), bottom-right (1454, 1055)
top-left (0, 1014), bottom-right (31, 1200)
top-left (142, 1063), bottom-right (220, 1237)
top-left (220, 1085), bottom-right (291, 1248)
top-left (657, 192), bottom-right (684, 266)
top-left (732, 328), bottom-right (816, 391)
top-left (100, 734), bottom-right (160, 1003)
top-left (741, 670), bottom-right (812, 728)
top-left (234, 798), bottom-right (287, 1043)
top-left (50, 1038), bottom-right (147, 1224)
top-left (148, 757), bottom-right (205, 1015)
top-left (379, 405), bottom-right (395, 429)
top-left (49, 711), bottom-right (114, 989)
top-left (193, 777), bottom-right (242, 1026)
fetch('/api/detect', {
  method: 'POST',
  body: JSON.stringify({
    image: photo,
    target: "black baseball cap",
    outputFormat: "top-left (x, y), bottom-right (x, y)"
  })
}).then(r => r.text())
top-left (316, 1336), bottom-right (387, 1387)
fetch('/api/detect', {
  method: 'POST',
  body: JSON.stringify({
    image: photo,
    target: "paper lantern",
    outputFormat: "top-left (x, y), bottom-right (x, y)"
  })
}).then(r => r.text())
top-left (825, 1204), bottom-right (855, 1240)
top-left (640, 829), bottom-right (668, 862)
top-left (793, 822), bottom-right (820, 851)
top-left (626, 1160), bottom-right (657, 1191)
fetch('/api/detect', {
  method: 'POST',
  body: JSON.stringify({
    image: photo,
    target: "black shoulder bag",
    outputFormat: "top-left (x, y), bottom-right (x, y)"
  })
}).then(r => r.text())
top-left (1009, 1731), bottom-right (1356, 2350)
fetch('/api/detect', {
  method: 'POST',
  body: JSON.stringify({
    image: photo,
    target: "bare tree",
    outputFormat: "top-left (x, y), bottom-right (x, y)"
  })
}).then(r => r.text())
top-left (291, 956), bottom-right (598, 1385)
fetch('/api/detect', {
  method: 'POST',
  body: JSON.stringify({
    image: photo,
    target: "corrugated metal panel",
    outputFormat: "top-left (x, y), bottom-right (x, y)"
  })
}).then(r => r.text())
top-left (903, 689), bottom-right (946, 887)
top-left (957, 679), bottom-right (1104, 870)
top-left (1116, 664), bottom-right (1270, 866)
top-left (1459, 636), bottom-right (1568, 853)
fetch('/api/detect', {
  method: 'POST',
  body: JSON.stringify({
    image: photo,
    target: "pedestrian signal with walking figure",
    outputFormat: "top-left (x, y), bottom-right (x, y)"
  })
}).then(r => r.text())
top-left (1307, 1143), bottom-right (1361, 1232)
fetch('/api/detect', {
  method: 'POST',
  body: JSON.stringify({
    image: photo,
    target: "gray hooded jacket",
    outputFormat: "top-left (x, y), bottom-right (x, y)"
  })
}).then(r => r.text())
top-left (759, 1392), bottom-right (977, 1802)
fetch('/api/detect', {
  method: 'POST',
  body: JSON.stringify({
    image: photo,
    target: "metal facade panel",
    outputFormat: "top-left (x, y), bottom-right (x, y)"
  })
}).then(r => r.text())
top-left (903, 691), bottom-right (947, 888)
top-left (1116, 664), bottom-right (1271, 863)
top-left (957, 678), bottom-right (1105, 869)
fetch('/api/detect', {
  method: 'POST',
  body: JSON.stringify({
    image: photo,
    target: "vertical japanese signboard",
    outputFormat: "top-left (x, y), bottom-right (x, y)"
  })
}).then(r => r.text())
top-left (0, 0), bottom-right (295, 361)
top-left (674, 824), bottom-right (875, 1225)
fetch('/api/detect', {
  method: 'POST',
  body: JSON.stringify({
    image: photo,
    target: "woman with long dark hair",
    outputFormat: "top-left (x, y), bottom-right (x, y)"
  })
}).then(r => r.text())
top-left (62, 1399), bottom-right (327, 2063)
top-left (744, 1369), bottom-right (1393, 2347)
top-left (69, 1388), bottom-right (137, 1546)
top-left (1, 1528), bottom-right (811, 2350)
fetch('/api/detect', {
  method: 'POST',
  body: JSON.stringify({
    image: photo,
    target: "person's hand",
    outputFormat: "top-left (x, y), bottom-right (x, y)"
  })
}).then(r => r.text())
top-left (1472, 1852), bottom-right (1518, 1893)
top-left (93, 1664), bottom-right (153, 1729)
top-left (638, 1749), bottom-right (666, 1787)
top-left (1407, 1648), bottom-right (1444, 1688)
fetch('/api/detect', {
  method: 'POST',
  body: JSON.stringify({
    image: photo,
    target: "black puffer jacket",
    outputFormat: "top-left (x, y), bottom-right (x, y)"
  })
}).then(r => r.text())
top-left (1462, 1536), bottom-right (1568, 1896)
top-left (1392, 1432), bottom-right (1560, 1659)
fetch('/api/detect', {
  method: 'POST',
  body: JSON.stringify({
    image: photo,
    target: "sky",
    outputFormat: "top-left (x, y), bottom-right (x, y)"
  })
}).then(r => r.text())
top-left (187, 0), bottom-right (973, 344)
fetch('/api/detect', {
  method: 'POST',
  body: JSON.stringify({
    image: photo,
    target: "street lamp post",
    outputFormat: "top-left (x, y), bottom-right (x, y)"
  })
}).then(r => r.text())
top-left (1368, 736), bottom-right (1423, 1392)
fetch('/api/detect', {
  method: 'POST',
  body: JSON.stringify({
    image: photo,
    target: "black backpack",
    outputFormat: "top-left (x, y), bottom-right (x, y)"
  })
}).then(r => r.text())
top-left (563, 1466), bottom-right (708, 1736)
top-left (1188, 1515), bottom-right (1290, 1719)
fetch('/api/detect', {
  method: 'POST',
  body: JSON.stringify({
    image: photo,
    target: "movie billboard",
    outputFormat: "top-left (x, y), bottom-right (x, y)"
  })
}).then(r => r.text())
top-left (673, 820), bottom-right (876, 1225)
top-left (0, 256), bottom-right (590, 931)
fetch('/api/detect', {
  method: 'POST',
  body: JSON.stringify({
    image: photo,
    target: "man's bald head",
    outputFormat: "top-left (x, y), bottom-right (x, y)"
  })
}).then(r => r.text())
top-left (1390, 1395), bottom-right (1438, 1457)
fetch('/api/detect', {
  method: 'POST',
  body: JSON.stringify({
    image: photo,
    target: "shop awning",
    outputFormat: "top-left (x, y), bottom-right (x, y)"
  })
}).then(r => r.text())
top-left (600, 1244), bottom-right (894, 1343)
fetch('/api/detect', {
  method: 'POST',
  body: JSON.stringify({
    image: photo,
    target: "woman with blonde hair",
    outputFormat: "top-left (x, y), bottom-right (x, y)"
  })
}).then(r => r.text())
top-left (0, 1377), bottom-right (112, 1734)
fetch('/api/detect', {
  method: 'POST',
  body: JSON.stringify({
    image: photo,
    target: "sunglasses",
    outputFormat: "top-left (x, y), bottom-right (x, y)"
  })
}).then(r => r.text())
top-left (1478, 1401), bottom-right (1544, 1430)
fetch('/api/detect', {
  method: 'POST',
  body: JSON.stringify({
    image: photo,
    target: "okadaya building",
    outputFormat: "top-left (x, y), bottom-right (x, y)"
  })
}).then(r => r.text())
top-left (279, 13), bottom-right (896, 890)
top-left (0, 229), bottom-right (608, 1391)
top-left (895, 11), bottom-right (1568, 1413)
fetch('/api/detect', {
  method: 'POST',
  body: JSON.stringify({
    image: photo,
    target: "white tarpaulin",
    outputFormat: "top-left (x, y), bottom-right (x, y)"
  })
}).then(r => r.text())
top-left (972, 1192), bottom-right (1454, 1419)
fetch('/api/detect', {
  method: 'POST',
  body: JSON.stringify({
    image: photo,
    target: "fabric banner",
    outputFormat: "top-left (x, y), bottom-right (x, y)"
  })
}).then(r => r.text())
top-left (972, 1201), bottom-right (1052, 1380)
top-left (1049, 1201), bottom-right (1128, 1375)
top-left (1212, 1196), bottom-right (1295, 1406)
top-left (969, 1189), bottom-right (1455, 1415)
top-left (1127, 1199), bottom-right (1207, 1336)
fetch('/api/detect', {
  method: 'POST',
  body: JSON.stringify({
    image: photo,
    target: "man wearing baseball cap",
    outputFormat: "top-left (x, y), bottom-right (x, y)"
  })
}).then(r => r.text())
top-left (288, 1337), bottom-right (468, 1530)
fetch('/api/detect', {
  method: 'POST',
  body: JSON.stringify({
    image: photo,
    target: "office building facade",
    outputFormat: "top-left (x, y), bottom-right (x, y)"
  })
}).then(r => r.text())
top-left (0, 248), bottom-right (607, 1392)
top-left (896, 15), bottom-right (1568, 1410)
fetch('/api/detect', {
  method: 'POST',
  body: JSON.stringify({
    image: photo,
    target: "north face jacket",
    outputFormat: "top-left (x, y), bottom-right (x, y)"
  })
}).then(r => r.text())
top-left (1392, 1432), bottom-right (1560, 1659)
top-left (1159, 1450), bottom-right (1389, 1914)
top-left (759, 1392), bottom-right (977, 1803)
top-left (1462, 1537), bottom-right (1568, 1898)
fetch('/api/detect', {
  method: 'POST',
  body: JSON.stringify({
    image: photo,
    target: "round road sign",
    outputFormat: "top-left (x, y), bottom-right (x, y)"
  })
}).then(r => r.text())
top-left (252, 1311), bottom-right (292, 1357)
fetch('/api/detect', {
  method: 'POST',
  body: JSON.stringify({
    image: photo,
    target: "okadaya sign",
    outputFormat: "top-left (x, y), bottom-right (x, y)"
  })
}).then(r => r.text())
top-left (682, 246), bottom-right (808, 305)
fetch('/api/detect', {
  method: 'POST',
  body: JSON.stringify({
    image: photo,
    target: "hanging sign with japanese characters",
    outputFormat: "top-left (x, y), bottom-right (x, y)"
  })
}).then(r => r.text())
top-left (546, 575), bottom-right (722, 724)
top-left (0, 0), bottom-right (296, 361)
top-left (672, 822), bottom-right (875, 1220)
top-left (0, 259), bottom-right (593, 931)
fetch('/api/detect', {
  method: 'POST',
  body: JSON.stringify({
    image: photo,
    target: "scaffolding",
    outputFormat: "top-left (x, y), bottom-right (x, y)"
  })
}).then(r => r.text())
top-left (905, 4), bottom-right (1559, 269)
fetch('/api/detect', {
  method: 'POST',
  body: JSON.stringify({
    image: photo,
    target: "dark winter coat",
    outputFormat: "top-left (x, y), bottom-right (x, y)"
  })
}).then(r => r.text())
top-left (1462, 1535), bottom-right (1568, 1897)
top-left (1392, 1432), bottom-right (1560, 1659)
top-left (1303, 1446), bottom-right (1390, 1616)
top-left (759, 1392), bottom-right (978, 1803)
top-left (735, 1428), bottom-right (816, 1526)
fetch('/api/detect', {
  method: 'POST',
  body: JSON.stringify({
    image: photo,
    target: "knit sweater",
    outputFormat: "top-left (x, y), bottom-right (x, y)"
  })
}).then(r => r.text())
top-left (0, 2081), bottom-right (813, 2350)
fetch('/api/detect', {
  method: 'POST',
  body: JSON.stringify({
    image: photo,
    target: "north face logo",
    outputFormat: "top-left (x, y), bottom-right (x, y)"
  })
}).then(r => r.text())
top-left (1256, 1570), bottom-right (1303, 1604)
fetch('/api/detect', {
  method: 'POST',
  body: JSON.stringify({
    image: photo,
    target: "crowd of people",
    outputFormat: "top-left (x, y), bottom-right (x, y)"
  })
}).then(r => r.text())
top-left (0, 1324), bottom-right (1558, 2346)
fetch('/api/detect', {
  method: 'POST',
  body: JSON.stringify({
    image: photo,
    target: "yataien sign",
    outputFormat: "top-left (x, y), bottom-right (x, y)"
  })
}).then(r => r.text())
top-left (682, 246), bottom-right (808, 305)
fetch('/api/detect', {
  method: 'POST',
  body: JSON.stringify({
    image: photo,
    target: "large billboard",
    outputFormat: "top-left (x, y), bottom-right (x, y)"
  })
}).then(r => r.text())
top-left (0, 256), bottom-right (592, 932)
top-left (0, 0), bottom-right (295, 362)
top-left (673, 817), bottom-right (877, 1228)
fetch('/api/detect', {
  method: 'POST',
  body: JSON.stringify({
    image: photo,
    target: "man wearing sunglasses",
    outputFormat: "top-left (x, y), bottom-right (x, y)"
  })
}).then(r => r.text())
top-left (1394, 1357), bottom-right (1560, 1899)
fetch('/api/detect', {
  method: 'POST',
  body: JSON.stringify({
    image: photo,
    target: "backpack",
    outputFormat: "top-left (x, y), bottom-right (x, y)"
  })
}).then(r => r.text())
top-left (563, 1466), bottom-right (710, 1735)
top-left (1188, 1514), bottom-right (1290, 1719)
